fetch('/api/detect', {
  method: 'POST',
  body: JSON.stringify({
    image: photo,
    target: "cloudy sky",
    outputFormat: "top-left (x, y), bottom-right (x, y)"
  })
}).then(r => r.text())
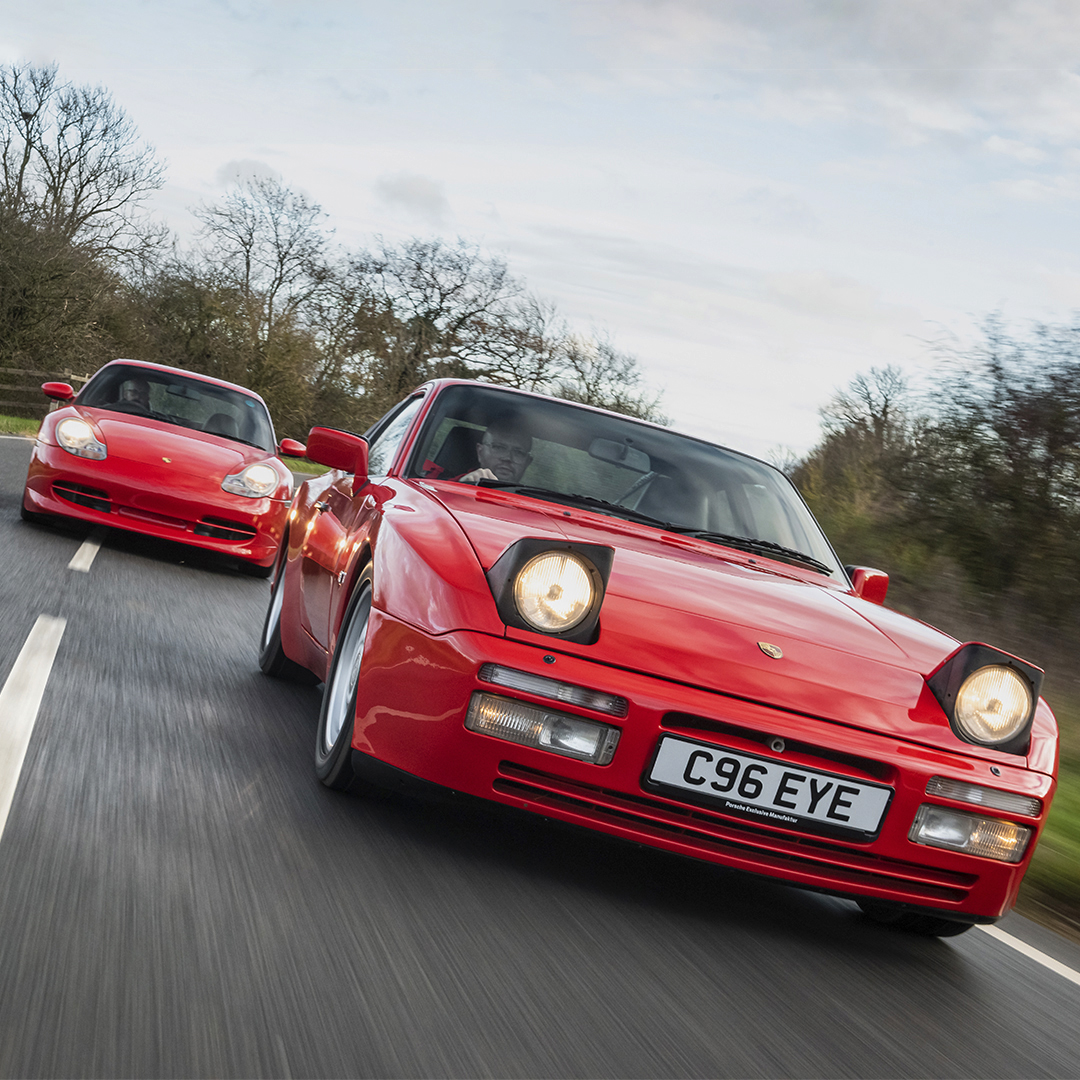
top-left (5, 0), bottom-right (1080, 456)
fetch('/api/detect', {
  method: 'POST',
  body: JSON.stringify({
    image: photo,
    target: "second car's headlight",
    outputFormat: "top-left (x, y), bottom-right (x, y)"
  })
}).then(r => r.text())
top-left (56, 418), bottom-right (107, 460)
top-left (514, 551), bottom-right (595, 632)
top-left (222, 462), bottom-right (279, 498)
top-left (954, 665), bottom-right (1032, 745)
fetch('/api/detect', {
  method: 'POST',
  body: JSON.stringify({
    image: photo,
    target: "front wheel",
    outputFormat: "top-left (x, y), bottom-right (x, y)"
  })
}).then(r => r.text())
top-left (258, 552), bottom-right (317, 683)
top-left (858, 899), bottom-right (974, 937)
top-left (315, 571), bottom-right (373, 792)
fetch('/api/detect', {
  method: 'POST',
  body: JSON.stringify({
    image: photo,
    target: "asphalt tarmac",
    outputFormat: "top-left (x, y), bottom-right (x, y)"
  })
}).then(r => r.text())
top-left (1, 435), bottom-right (1078, 1079)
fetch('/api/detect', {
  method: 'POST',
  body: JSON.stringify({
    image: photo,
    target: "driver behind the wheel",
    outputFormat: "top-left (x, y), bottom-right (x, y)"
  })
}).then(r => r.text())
top-left (118, 376), bottom-right (151, 411)
top-left (457, 415), bottom-right (533, 484)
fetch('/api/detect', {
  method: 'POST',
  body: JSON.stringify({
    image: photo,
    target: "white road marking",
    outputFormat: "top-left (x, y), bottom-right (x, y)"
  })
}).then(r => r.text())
top-left (0, 615), bottom-right (66, 843)
top-left (977, 924), bottom-right (1080, 988)
top-left (68, 528), bottom-right (106, 572)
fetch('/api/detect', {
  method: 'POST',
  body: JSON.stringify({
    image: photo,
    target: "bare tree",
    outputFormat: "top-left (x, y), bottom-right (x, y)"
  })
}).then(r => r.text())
top-left (0, 62), bottom-right (166, 259)
top-left (553, 335), bottom-right (668, 423)
top-left (193, 176), bottom-right (329, 332)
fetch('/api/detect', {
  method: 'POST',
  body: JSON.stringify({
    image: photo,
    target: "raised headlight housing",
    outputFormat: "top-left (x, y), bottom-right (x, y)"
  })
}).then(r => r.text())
top-left (56, 417), bottom-right (106, 460)
top-left (486, 539), bottom-right (614, 644)
top-left (927, 643), bottom-right (1043, 755)
top-left (222, 462), bottom-right (279, 498)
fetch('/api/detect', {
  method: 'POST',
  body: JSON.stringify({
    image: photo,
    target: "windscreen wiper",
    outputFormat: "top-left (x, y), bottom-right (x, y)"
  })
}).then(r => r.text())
top-left (476, 482), bottom-right (675, 527)
top-left (476, 481), bottom-right (832, 574)
top-left (683, 531), bottom-right (833, 575)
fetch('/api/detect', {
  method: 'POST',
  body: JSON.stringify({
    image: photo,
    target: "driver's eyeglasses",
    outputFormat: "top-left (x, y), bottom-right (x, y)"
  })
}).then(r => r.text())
top-left (483, 440), bottom-right (531, 463)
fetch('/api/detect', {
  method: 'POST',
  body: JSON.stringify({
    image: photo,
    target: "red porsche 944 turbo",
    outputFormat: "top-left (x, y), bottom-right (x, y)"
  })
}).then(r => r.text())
top-left (261, 379), bottom-right (1057, 936)
top-left (22, 359), bottom-right (306, 574)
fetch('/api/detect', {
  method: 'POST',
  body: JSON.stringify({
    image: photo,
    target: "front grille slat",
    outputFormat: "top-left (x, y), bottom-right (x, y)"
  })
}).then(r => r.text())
top-left (53, 482), bottom-right (111, 513)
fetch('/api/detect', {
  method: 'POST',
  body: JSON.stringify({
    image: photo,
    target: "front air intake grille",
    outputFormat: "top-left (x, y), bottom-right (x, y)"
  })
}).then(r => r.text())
top-left (494, 761), bottom-right (976, 905)
top-left (53, 481), bottom-right (110, 513)
top-left (661, 712), bottom-right (895, 783)
top-left (194, 517), bottom-right (258, 542)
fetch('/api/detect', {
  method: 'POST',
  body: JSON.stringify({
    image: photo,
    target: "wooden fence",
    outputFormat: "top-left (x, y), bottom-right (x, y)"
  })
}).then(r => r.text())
top-left (0, 367), bottom-right (92, 418)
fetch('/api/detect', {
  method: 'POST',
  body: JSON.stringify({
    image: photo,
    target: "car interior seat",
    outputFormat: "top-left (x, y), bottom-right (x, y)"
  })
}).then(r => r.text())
top-left (424, 424), bottom-right (482, 479)
top-left (636, 474), bottom-right (709, 531)
top-left (204, 412), bottom-right (239, 438)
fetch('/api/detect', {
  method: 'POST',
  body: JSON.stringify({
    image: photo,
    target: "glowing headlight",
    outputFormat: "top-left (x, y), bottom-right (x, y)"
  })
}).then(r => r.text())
top-left (954, 665), bottom-right (1032, 745)
top-left (55, 418), bottom-right (106, 460)
top-left (513, 551), bottom-right (595, 632)
top-left (222, 462), bottom-right (279, 498)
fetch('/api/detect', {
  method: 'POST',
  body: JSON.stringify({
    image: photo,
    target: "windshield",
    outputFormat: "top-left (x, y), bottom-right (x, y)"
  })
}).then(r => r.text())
top-left (78, 364), bottom-right (276, 452)
top-left (407, 384), bottom-right (844, 577)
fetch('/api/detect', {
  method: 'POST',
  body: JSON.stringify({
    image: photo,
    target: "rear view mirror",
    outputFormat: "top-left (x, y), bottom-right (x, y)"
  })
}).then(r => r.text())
top-left (305, 427), bottom-right (369, 478)
top-left (278, 438), bottom-right (307, 458)
top-left (588, 438), bottom-right (650, 473)
top-left (42, 382), bottom-right (75, 402)
top-left (846, 566), bottom-right (889, 605)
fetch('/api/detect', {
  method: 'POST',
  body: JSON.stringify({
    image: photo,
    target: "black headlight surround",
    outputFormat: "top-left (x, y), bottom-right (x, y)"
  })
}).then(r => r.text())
top-left (926, 643), bottom-right (1043, 756)
top-left (486, 538), bottom-right (614, 644)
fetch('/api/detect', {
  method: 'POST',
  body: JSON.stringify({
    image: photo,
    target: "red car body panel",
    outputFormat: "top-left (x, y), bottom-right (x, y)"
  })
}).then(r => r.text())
top-left (273, 379), bottom-right (1059, 923)
top-left (22, 361), bottom-right (293, 568)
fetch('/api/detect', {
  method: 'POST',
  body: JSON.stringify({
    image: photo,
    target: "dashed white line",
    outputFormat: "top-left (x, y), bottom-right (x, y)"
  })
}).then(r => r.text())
top-left (68, 527), bottom-right (106, 572)
top-left (0, 615), bottom-right (66, 843)
top-left (977, 923), bottom-right (1080, 988)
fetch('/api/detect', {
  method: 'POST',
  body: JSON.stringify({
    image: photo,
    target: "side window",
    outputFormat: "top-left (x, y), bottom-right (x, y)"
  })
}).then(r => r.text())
top-left (367, 395), bottom-right (425, 476)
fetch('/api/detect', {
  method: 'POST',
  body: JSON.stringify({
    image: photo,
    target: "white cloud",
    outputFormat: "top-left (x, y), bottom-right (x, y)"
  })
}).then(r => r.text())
top-left (215, 159), bottom-right (282, 186)
top-left (373, 172), bottom-right (451, 225)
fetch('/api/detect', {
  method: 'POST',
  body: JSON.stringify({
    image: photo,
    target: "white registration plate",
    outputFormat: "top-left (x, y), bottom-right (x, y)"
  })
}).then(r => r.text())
top-left (647, 735), bottom-right (892, 838)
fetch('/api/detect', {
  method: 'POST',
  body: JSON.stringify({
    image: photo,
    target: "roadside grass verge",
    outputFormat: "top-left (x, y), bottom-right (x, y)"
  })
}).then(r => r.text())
top-left (0, 413), bottom-right (40, 437)
top-left (1017, 691), bottom-right (1080, 936)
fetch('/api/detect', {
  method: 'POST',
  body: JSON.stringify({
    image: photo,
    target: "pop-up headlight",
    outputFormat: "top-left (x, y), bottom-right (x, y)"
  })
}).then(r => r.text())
top-left (926, 643), bottom-right (1042, 755)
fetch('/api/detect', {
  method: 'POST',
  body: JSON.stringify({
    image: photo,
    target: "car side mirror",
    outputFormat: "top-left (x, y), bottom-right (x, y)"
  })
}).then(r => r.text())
top-left (42, 381), bottom-right (75, 402)
top-left (845, 566), bottom-right (889, 605)
top-left (305, 427), bottom-right (369, 479)
top-left (278, 438), bottom-right (307, 458)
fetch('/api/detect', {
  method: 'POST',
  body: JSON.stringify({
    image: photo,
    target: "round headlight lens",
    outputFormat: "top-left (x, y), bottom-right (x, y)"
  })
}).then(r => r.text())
top-left (954, 665), bottom-right (1032, 745)
top-left (56, 417), bottom-right (107, 459)
top-left (513, 552), bottom-right (595, 632)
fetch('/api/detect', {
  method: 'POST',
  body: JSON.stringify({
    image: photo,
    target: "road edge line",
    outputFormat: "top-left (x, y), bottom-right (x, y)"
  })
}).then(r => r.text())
top-left (977, 923), bottom-right (1080, 988)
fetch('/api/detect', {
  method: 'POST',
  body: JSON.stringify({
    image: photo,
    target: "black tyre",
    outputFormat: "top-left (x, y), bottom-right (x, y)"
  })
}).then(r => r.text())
top-left (20, 499), bottom-right (51, 526)
top-left (238, 558), bottom-right (274, 578)
top-left (858, 899), bottom-right (974, 937)
top-left (315, 571), bottom-right (373, 792)
top-left (258, 551), bottom-right (318, 684)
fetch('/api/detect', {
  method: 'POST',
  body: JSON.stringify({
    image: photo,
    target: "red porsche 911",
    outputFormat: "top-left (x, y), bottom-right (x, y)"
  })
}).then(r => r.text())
top-left (21, 359), bottom-right (306, 574)
top-left (260, 379), bottom-right (1058, 936)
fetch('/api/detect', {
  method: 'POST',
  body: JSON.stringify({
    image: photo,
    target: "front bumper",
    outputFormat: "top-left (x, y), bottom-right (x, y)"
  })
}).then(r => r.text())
top-left (23, 440), bottom-right (287, 566)
top-left (352, 609), bottom-right (1054, 921)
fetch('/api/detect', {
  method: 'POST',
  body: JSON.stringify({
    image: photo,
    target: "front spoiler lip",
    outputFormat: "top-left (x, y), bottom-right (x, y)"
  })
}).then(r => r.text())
top-left (348, 747), bottom-right (994, 927)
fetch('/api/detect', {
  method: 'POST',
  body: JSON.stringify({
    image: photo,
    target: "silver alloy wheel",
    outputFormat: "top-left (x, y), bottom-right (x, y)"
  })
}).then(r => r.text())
top-left (262, 568), bottom-right (286, 652)
top-left (323, 592), bottom-right (370, 753)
